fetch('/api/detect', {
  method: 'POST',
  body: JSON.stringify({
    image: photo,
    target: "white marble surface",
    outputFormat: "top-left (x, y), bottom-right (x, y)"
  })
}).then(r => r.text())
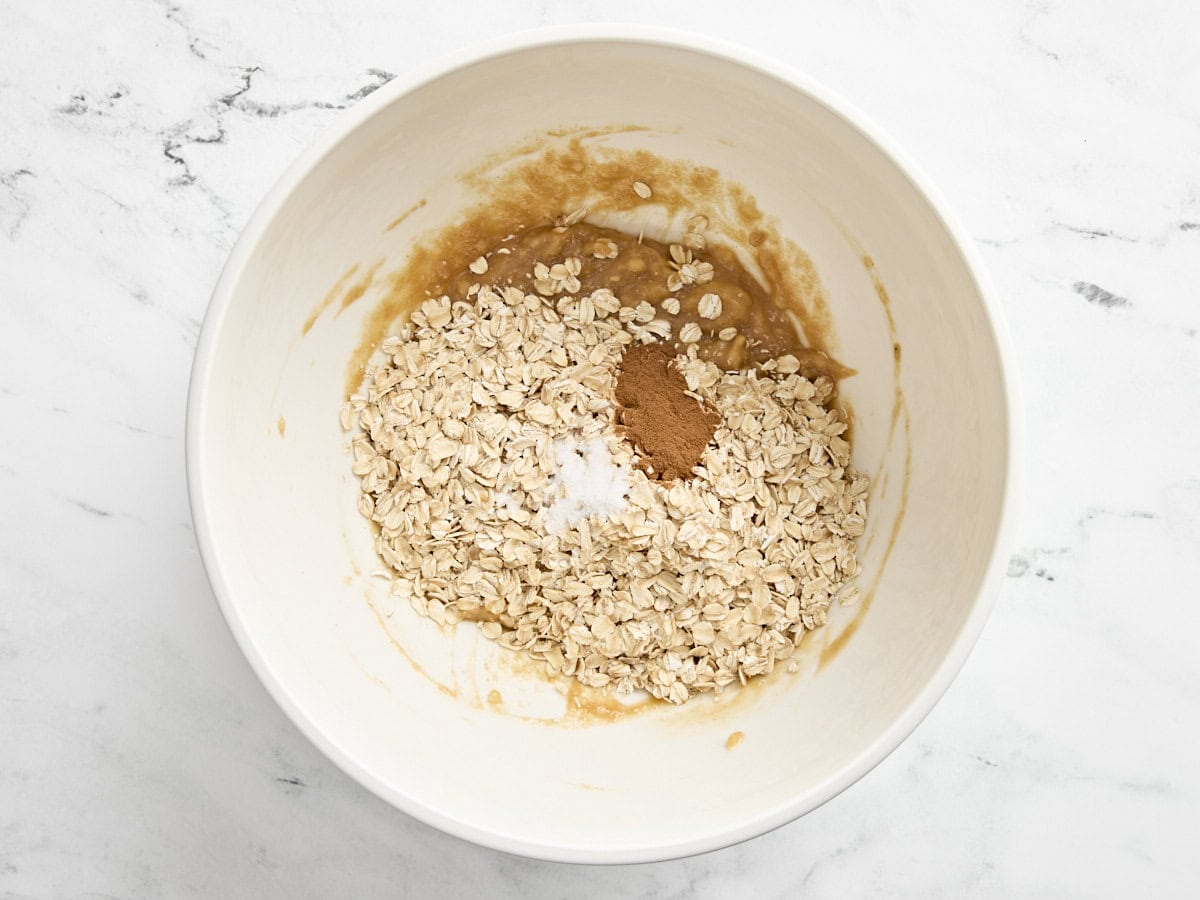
top-left (2, 0), bottom-right (1198, 896)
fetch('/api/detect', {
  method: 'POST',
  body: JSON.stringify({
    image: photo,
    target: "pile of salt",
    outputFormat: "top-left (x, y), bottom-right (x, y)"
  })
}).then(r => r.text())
top-left (541, 437), bottom-right (629, 533)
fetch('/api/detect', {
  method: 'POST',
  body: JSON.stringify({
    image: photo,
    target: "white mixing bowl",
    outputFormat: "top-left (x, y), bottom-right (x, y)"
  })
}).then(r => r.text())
top-left (186, 26), bottom-right (1019, 863)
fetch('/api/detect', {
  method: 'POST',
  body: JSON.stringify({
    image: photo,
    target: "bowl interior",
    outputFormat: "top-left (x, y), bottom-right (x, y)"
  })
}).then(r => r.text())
top-left (190, 36), bottom-right (1012, 861)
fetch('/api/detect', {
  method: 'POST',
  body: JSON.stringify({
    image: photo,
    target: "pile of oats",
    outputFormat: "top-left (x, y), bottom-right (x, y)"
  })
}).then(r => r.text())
top-left (343, 259), bottom-right (868, 704)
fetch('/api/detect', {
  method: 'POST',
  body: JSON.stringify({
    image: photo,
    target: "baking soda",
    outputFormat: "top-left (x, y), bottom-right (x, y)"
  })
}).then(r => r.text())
top-left (542, 437), bottom-right (629, 533)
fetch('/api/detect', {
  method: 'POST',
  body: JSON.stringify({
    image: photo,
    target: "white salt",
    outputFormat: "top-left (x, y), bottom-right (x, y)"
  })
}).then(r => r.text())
top-left (542, 437), bottom-right (629, 533)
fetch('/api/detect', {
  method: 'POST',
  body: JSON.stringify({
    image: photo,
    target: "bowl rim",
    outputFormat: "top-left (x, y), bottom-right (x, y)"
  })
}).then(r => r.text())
top-left (185, 22), bottom-right (1022, 865)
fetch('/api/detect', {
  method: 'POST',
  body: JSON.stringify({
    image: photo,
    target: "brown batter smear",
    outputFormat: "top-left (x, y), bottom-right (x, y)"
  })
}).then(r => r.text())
top-left (384, 197), bottom-right (427, 233)
top-left (445, 222), bottom-right (850, 378)
top-left (817, 251), bottom-right (910, 672)
top-left (303, 263), bottom-right (358, 336)
top-left (336, 259), bottom-right (384, 316)
top-left (345, 136), bottom-right (852, 399)
top-left (615, 342), bottom-right (720, 481)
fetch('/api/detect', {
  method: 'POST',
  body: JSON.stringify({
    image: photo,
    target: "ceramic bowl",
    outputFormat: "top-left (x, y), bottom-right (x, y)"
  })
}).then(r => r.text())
top-left (187, 26), bottom-right (1019, 863)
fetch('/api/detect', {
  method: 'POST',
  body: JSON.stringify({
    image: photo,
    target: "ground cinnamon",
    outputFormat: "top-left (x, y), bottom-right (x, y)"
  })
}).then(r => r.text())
top-left (614, 343), bottom-right (720, 481)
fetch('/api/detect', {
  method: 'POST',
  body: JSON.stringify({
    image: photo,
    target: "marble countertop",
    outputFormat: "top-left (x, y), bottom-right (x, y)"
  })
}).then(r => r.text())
top-left (3, 1), bottom-right (1198, 896)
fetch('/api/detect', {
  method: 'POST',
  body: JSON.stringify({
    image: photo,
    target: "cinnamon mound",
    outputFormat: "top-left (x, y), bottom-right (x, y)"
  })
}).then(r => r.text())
top-left (614, 343), bottom-right (720, 481)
